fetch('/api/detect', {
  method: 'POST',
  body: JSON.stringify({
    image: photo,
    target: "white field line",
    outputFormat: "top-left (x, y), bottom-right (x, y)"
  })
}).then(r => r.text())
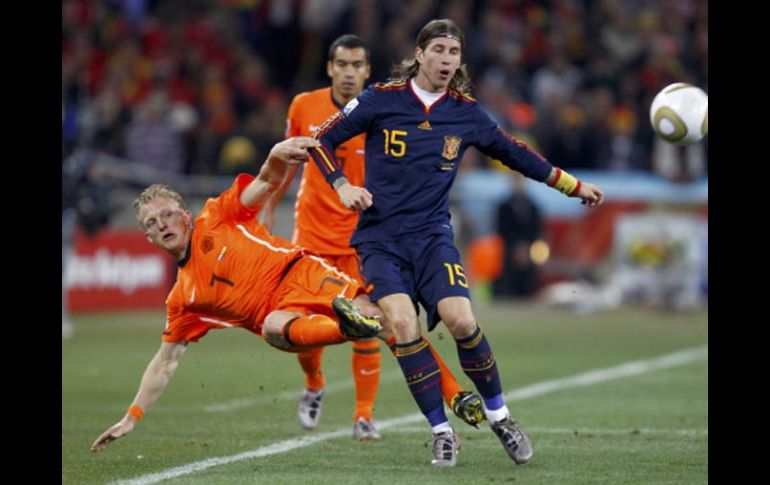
top-left (386, 426), bottom-right (708, 437)
top-left (111, 344), bottom-right (707, 485)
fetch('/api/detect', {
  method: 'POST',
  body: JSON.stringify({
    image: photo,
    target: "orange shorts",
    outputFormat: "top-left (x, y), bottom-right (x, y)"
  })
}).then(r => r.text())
top-left (323, 253), bottom-right (366, 288)
top-left (271, 255), bottom-right (364, 318)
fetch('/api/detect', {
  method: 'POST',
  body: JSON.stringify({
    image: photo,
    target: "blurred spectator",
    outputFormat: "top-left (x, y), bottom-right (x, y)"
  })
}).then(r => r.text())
top-left (533, 98), bottom-right (594, 169)
top-left (217, 135), bottom-right (258, 175)
top-left (651, 137), bottom-right (707, 182)
top-left (595, 104), bottom-right (648, 172)
top-left (599, 7), bottom-right (643, 66)
top-left (232, 54), bottom-right (271, 119)
top-left (348, 0), bottom-right (387, 82)
top-left (259, 0), bottom-right (303, 88)
top-left (78, 83), bottom-right (128, 156)
top-left (62, 152), bottom-right (117, 338)
top-left (530, 51), bottom-right (582, 111)
top-left (61, 0), bottom-right (707, 176)
top-left (124, 90), bottom-right (185, 173)
top-left (493, 172), bottom-right (544, 297)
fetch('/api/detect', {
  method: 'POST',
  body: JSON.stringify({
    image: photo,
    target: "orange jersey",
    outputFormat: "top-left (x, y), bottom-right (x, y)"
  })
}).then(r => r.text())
top-left (286, 87), bottom-right (365, 256)
top-left (163, 174), bottom-right (307, 343)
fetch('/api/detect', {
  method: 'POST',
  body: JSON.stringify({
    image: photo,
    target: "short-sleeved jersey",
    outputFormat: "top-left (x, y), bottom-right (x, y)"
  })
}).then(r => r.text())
top-left (286, 87), bottom-right (366, 255)
top-left (309, 80), bottom-right (554, 246)
top-left (163, 174), bottom-right (304, 343)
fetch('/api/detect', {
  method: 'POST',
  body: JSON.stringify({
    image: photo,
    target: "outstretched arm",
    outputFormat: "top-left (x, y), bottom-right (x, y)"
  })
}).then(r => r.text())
top-left (474, 109), bottom-right (604, 208)
top-left (240, 137), bottom-right (320, 211)
top-left (258, 163), bottom-right (300, 230)
top-left (90, 341), bottom-right (188, 452)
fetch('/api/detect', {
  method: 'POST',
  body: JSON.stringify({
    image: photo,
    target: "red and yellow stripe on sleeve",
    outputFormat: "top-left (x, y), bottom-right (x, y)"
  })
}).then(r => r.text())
top-left (310, 111), bottom-right (345, 176)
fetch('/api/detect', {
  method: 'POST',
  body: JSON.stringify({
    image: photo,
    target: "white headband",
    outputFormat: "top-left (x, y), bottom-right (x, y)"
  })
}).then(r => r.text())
top-left (436, 33), bottom-right (461, 43)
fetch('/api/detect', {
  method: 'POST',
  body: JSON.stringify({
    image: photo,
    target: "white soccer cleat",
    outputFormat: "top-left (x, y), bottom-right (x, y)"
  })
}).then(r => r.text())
top-left (426, 430), bottom-right (460, 467)
top-left (298, 389), bottom-right (324, 430)
top-left (490, 416), bottom-right (533, 464)
top-left (352, 417), bottom-right (381, 441)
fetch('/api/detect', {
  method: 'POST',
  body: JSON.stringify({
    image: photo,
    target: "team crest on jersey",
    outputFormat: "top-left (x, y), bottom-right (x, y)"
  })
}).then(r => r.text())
top-left (442, 136), bottom-right (462, 160)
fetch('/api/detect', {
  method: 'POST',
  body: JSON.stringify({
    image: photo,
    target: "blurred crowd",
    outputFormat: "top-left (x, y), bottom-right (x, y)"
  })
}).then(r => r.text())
top-left (62, 0), bottom-right (708, 178)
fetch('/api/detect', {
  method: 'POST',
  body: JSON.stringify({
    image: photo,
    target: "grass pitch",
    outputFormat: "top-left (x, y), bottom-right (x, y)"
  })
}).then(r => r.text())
top-left (62, 303), bottom-right (707, 484)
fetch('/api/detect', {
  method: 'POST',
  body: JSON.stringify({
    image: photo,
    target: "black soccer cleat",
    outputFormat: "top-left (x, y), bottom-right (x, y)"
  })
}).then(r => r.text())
top-left (450, 391), bottom-right (486, 428)
top-left (332, 297), bottom-right (382, 339)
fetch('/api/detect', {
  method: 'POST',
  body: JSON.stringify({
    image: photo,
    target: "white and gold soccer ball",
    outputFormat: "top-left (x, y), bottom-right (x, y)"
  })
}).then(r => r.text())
top-left (649, 83), bottom-right (708, 145)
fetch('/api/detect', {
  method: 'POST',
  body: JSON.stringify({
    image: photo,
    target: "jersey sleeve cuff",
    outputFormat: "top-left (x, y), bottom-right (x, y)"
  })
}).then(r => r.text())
top-left (326, 170), bottom-right (346, 186)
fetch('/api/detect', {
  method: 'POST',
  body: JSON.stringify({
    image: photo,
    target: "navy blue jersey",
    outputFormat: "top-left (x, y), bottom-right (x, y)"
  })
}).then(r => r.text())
top-left (310, 80), bottom-right (554, 246)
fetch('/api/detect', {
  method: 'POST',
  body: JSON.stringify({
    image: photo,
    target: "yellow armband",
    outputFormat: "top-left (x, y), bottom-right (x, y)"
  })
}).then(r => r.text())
top-left (548, 168), bottom-right (582, 196)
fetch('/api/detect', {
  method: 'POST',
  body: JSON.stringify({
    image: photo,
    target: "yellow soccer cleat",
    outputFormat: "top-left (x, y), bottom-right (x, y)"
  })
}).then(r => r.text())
top-left (332, 297), bottom-right (382, 339)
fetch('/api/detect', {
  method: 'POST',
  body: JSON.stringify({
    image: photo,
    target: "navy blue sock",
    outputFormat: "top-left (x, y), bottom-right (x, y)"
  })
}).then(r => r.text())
top-left (456, 324), bottom-right (503, 407)
top-left (395, 337), bottom-right (447, 426)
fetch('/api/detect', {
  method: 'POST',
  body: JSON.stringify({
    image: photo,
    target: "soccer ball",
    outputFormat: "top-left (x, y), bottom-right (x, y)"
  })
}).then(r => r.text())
top-left (649, 83), bottom-right (708, 146)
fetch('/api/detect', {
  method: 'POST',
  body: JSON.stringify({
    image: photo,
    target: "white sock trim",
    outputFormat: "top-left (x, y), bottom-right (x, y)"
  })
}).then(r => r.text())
top-left (485, 404), bottom-right (510, 423)
top-left (431, 421), bottom-right (453, 435)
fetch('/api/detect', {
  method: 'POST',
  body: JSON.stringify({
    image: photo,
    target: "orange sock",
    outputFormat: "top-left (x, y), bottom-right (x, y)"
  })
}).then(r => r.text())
top-left (284, 314), bottom-right (346, 347)
top-left (352, 339), bottom-right (380, 421)
top-left (297, 348), bottom-right (325, 391)
top-left (385, 336), bottom-right (463, 406)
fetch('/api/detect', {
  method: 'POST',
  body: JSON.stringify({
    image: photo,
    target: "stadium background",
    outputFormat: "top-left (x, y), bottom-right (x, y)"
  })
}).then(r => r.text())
top-left (62, 0), bottom-right (708, 312)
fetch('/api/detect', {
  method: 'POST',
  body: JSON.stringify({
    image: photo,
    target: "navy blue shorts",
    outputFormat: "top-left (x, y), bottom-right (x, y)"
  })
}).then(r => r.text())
top-left (356, 232), bottom-right (470, 331)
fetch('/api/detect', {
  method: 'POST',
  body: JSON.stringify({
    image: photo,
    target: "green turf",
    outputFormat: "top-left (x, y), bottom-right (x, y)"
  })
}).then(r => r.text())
top-left (63, 303), bottom-right (707, 484)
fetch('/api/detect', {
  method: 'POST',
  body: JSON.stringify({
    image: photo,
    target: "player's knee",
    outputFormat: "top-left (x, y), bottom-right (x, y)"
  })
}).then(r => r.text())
top-left (389, 315), bottom-right (420, 340)
top-left (377, 325), bottom-right (394, 341)
top-left (443, 314), bottom-right (476, 339)
top-left (263, 328), bottom-right (289, 348)
top-left (262, 316), bottom-right (289, 348)
top-left (354, 295), bottom-right (383, 319)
